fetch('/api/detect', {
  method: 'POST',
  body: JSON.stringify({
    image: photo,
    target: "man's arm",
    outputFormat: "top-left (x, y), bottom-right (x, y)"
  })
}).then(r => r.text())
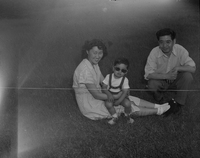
top-left (145, 48), bottom-right (196, 80)
top-left (147, 65), bottom-right (196, 80)
top-left (172, 65), bottom-right (196, 74)
top-left (147, 71), bottom-right (178, 80)
top-left (178, 46), bottom-right (196, 73)
top-left (147, 73), bottom-right (167, 80)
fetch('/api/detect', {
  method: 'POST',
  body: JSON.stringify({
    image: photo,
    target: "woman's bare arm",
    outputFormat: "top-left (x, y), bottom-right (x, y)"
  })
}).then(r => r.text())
top-left (85, 83), bottom-right (122, 100)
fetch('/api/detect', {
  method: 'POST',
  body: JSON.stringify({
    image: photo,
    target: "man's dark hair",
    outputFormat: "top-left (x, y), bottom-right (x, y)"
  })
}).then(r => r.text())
top-left (81, 39), bottom-right (107, 59)
top-left (114, 57), bottom-right (129, 69)
top-left (156, 28), bottom-right (176, 40)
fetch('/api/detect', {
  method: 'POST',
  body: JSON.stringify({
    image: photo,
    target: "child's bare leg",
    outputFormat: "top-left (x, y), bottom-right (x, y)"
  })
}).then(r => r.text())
top-left (121, 98), bottom-right (132, 115)
top-left (105, 101), bottom-right (116, 115)
top-left (105, 101), bottom-right (118, 125)
top-left (121, 98), bottom-right (134, 123)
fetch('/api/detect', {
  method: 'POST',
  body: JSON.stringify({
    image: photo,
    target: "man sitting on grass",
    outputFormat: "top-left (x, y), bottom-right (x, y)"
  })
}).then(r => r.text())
top-left (144, 28), bottom-right (196, 117)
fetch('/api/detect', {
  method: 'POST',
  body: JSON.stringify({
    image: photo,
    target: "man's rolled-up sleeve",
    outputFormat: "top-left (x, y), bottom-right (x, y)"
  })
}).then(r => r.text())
top-left (180, 49), bottom-right (196, 67)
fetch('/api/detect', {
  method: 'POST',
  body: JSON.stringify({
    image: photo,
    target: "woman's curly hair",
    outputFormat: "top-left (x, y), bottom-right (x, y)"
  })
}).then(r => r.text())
top-left (81, 39), bottom-right (107, 59)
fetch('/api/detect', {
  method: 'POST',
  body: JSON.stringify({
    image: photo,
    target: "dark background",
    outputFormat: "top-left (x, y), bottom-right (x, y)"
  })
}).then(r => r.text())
top-left (0, 0), bottom-right (199, 89)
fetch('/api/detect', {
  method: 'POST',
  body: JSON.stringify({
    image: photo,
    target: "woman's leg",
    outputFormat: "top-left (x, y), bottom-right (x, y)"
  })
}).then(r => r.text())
top-left (138, 99), bottom-right (155, 108)
top-left (133, 107), bottom-right (157, 116)
top-left (138, 99), bottom-right (168, 109)
top-left (132, 106), bottom-right (170, 116)
top-left (131, 100), bottom-right (170, 116)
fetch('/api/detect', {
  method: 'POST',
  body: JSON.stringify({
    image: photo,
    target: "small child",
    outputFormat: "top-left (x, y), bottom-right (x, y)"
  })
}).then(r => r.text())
top-left (102, 57), bottom-right (134, 125)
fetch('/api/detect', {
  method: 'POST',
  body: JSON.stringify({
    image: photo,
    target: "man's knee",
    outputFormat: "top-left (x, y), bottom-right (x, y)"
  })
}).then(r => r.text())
top-left (147, 79), bottom-right (161, 90)
top-left (181, 72), bottom-right (193, 82)
top-left (176, 72), bottom-right (194, 91)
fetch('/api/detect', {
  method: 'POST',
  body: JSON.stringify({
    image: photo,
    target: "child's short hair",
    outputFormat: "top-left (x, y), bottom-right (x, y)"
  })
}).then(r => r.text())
top-left (114, 57), bottom-right (129, 69)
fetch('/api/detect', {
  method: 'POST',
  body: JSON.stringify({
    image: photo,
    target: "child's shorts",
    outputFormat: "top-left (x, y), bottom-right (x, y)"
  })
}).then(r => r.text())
top-left (114, 95), bottom-right (140, 115)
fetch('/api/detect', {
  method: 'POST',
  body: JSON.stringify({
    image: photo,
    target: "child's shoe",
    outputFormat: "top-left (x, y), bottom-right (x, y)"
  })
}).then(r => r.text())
top-left (108, 117), bottom-right (118, 125)
top-left (157, 104), bottom-right (170, 115)
top-left (127, 117), bottom-right (134, 124)
top-left (124, 113), bottom-right (134, 124)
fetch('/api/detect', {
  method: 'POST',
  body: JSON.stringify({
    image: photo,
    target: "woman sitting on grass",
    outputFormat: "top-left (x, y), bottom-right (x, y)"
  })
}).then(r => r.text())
top-left (72, 39), bottom-right (170, 123)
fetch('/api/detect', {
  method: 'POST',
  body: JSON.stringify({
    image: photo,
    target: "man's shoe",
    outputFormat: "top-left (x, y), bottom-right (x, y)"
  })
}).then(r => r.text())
top-left (173, 103), bottom-right (183, 115)
top-left (162, 98), bottom-right (178, 117)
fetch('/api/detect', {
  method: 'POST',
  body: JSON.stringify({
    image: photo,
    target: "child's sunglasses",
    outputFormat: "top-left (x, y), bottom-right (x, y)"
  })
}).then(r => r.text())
top-left (114, 67), bottom-right (127, 73)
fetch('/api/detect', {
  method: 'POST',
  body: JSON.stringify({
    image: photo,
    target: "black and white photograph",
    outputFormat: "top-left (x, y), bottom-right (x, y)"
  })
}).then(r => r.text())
top-left (0, 0), bottom-right (199, 157)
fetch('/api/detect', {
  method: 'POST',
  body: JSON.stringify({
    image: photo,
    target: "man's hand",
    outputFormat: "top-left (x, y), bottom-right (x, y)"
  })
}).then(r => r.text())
top-left (170, 67), bottom-right (180, 74)
top-left (166, 68), bottom-right (178, 80)
top-left (165, 67), bottom-right (180, 83)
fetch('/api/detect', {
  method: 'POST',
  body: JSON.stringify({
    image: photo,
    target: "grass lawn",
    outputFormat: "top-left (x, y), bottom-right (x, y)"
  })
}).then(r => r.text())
top-left (18, 89), bottom-right (200, 158)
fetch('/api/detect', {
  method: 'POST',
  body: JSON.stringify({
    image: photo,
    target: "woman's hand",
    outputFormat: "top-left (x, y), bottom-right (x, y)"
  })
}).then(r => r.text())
top-left (107, 93), bottom-right (114, 102)
top-left (86, 83), bottom-right (108, 100)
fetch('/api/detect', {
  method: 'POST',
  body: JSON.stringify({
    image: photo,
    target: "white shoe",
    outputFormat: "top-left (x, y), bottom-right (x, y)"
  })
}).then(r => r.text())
top-left (157, 105), bottom-right (170, 115)
top-left (127, 117), bottom-right (134, 124)
top-left (108, 117), bottom-right (118, 125)
top-left (159, 103), bottom-right (169, 107)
